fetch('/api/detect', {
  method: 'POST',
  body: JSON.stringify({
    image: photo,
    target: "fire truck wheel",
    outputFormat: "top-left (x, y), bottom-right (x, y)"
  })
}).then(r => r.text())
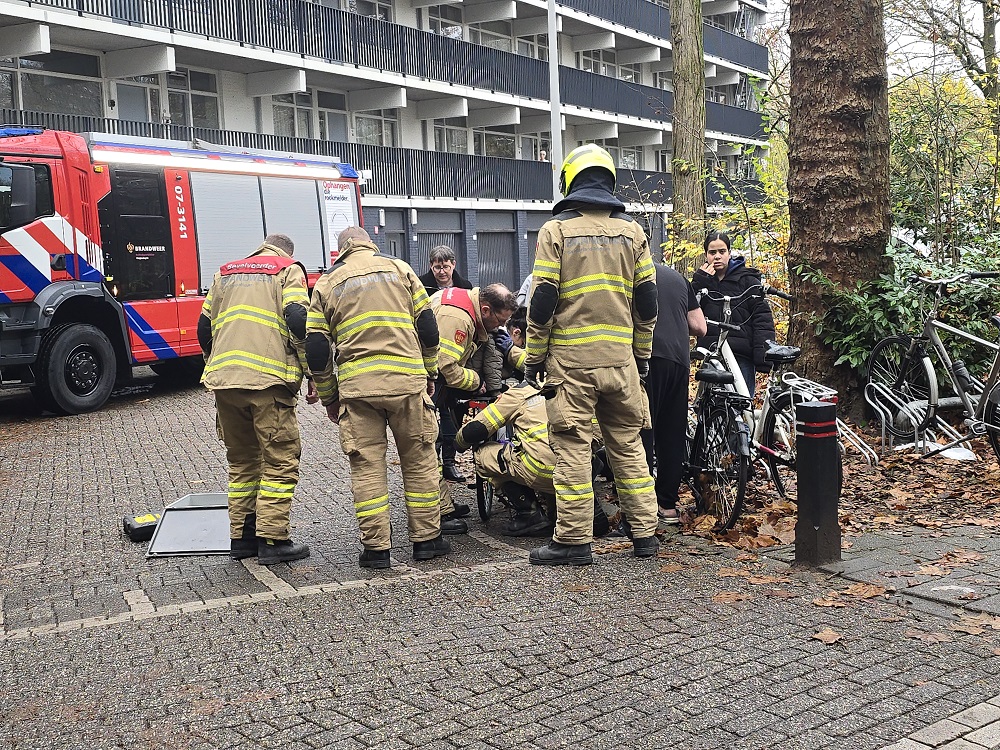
top-left (36, 323), bottom-right (117, 415)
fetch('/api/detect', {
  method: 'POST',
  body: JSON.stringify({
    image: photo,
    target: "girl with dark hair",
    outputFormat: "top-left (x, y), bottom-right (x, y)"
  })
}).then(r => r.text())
top-left (691, 231), bottom-right (776, 397)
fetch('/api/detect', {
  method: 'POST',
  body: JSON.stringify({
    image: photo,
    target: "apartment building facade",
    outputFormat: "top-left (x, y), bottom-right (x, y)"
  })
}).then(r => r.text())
top-left (0, 0), bottom-right (767, 290)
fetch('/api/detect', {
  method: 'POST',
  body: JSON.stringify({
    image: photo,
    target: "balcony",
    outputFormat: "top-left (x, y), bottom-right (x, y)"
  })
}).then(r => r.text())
top-left (616, 169), bottom-right (763, 205)
top-left (559, 0), bottom-right (769, 74)
top-left (0, 108), bottom-right (553, 201)
top-left (561, 68), bottom-right (765, 139)
top-left (26, 0), bottom-right (766, 141)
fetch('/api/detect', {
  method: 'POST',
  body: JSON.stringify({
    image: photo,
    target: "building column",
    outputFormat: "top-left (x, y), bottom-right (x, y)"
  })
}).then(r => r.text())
top-left (463, 210), bottom-right (479, 286)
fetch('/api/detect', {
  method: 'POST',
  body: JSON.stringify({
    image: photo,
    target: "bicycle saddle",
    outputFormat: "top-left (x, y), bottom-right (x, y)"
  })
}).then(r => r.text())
top-left (763, 340), bottom-right (801, 364)
top-left (695, 367), bottom-right (735, 385)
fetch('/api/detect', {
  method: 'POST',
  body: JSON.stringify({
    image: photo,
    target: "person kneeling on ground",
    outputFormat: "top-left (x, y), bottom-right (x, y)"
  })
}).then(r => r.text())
top-left (454, 381), bottom-right (555, 536)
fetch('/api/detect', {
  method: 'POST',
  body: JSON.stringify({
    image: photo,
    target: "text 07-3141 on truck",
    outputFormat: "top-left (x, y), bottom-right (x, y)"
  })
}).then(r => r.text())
top-left (0, 127), bottom-right (362, 414)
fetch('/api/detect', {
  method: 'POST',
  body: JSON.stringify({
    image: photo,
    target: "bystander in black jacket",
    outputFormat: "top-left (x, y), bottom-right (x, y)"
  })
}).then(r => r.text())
top-left (418, 268), bottom-right (472, 299)
top-left (691, 256), bottom-right (776, 372)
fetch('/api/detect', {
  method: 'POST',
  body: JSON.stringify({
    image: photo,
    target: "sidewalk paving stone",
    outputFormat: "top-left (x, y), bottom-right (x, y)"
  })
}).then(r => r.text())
top-left (5, 380), bottom-right (1000, 749)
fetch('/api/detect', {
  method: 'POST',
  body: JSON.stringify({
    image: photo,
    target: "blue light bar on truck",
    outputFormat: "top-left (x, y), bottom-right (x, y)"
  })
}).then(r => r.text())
top-left (0, 126), bottom-right (45, 137)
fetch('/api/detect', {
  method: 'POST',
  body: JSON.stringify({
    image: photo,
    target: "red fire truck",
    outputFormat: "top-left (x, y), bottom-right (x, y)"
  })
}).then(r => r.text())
top-left (0, 127), bottom-right (362, 414)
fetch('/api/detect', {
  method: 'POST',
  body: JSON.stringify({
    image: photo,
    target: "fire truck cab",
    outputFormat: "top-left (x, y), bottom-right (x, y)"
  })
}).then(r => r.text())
top-left (0, 127), bottom-right (361, 414)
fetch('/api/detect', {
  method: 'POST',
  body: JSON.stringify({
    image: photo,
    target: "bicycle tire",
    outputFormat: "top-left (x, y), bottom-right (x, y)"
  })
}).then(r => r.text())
top-left (476, 475), bottom-right (494, 522)
top-left (867, 335), bottom-right (938, 438)
top-left (982, 383), bottom-right (1000, 464)
top-left (760, 391), bottom-right (804, 500)
top-left (690, 402), bottom-right (748, 530)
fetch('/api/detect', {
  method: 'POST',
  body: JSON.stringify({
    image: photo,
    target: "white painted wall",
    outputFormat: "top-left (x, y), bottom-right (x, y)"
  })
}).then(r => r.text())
top-left (218, 70), bottom-right (256, 132)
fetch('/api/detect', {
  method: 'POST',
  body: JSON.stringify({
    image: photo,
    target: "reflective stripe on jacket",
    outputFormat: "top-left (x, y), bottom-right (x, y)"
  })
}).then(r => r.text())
top-left (201, 246), bottom-right (308, 392)
top-left (526, 209), bottom-right (656, 368)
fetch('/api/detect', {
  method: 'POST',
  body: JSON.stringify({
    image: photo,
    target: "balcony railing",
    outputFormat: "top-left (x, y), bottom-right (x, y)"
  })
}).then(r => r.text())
top-left (29, 0), bottom-right (550, 100)
top-left (560, 0), bottom-right (769, 74)
top-left (1, 109), bottom-right (762, 205)
top-left (25, 0), bottom-right (766, 140)
top-left (561, 68), bottom-right (764, 138)
top-left (0, 109), bottom-right (553, 201)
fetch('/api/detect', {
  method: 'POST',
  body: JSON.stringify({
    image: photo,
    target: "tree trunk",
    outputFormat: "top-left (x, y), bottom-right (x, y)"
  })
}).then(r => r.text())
top-left (669, 0), bottom-right (707, 253)
top-left (787, 0), bottom-right (890, 406)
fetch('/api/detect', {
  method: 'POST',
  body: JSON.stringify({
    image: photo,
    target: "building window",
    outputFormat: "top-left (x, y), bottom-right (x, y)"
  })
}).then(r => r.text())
top-left (115, 74), bottom-right (162, 123)
top-left (655, 71), bottom-right (672, 91)
top-left (318, 91), bottom-right (349, 142)
top-left (591, 139), bottom-right (642, 171)
top-left (579, 50), bottom-right (640, 83)
top-left (656, 149), bottom-right (671, 173)
top-left (349, 0), bottom-right (392, 21)
top-left (519, 132), bottom-right (550, 161)
top-left (434, 117), bottom-right (468, 154)
top-left (273, 92), bottom-right (314, 138)
top-left (355, 109), bottom-right (398, 147)
top-left (3, 51), bottom-right (104, 117)
top-left (166, 68), bottom-right (219, 128)
top-left (468, 21), bottom-right (513, 52)
top-left (474, 128), bottom-right (516, 158)
top-left (427, 5), bottom-right (463, 38)
top-left (516, 34), bottom-right (548, 61)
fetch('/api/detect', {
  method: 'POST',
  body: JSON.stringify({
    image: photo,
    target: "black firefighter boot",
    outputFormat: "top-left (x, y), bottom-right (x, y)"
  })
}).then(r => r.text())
top-left (441, 441), bottom-right (467, 483)
top-left (230, 513), bottom-right (258, 560)
top-left (500, 484), bottom-right (549, 537)
top-left (258, 537), bottom-right (311, 566)
top-left (529, 540), bottom-right (593, 566)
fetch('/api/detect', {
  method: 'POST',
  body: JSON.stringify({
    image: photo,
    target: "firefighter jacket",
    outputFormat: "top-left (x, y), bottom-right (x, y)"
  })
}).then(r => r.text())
top-left (200, 244), bottom-right (309, 393)
top-left (454, 383), bottom-right (555, 486)
top-left (306, 239), bottom-right (437, 405)
top-left (433, 287), bottom-right (526, 392)
top-left (526, 208), bottom-right (657, 369)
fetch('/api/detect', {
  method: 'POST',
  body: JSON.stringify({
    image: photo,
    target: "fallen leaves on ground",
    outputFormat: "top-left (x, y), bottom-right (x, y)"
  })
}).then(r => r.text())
top-left (813, 628), bottom-right (843, 644)
top-left (671, 422), bottom-right (1000, 549)
top-left (904, 628), bottom-right (954, 644)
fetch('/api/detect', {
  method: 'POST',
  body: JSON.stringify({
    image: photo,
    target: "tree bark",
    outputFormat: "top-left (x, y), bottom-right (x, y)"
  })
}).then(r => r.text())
top-left (787, 0), bottom-right (890, 405)
top-left (670, 0), bottom-right (707, 251)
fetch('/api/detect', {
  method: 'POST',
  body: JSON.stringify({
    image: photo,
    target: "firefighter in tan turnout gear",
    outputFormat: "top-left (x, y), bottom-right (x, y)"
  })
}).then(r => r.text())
top-left (306, 227), bottom-right (455, 569)
top-left (199, 234), bottom-right (312, 566)
top-left (432, 283), bottom-right (523, 525)
top-left (525, 144), bottom-right (660, 566)
top-left (454, 382), bottom-right (555, 537)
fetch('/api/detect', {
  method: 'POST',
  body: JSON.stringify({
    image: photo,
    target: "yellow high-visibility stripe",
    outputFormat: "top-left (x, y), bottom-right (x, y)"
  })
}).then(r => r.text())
top-left (307, 310), bottom-right (331, 333)
top-left (480, 404), bottom-right (505, 432)
top-left (439, 339), bottom-right (466, 361)
top-left (616, 475), bottom-right (655, 497)
top-left (635, 257), bottom-right (655, 283)
top-left (355, 494), bottom-right (390, 518)
top-left (282, 288), bottom-right (309, 304)
top-left (526, 340), bottom-right (548, 354)
top-left (339, 354), bottom-right (426, 380)
top-left (518, 425), bottom-right (548, 443)
top-left (338, 310), bottom-right (413, 336)
top-left (456, 369), bottom-right (478, 390)
top-left (212, 305), bottom-right (287, 335)
top-left (533, 258), bottom-right (560, 271)
top-left (550, 324), bottom-right (633, 346)
top-left (412, 288), bottom-right (430, 315)
top-left (521, 452), bottom-right (554, 479)
top-left (533, 269), bottom-right (560, 282)
top-left (554, 481), bottom-right (594, 501)
top-left (560, 272), bottom-right (632, 294)
top-left (512, 350), bottom-right (527, 370)
top-left (205, 351), bottom-right (300, 379)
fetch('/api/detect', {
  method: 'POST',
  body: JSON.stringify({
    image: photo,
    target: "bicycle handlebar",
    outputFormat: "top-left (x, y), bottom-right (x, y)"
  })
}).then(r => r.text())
top-left (705, 318), bottom-right (742, 332)
top-left (697, 282), bottom-right (795, 304)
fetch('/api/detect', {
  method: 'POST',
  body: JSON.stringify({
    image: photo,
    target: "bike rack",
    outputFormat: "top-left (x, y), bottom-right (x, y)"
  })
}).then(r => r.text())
top-left (864, 381), bottom-right (968, 459)
top-left (783, 373), bottom-right (880, 466)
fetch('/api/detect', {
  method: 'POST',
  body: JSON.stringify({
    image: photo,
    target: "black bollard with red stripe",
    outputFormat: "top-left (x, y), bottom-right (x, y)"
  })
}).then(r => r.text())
top-left (794, 400), bottom-right (842, 565)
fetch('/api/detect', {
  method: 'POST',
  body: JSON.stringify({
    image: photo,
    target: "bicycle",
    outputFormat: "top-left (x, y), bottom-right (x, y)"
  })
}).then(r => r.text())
top-left (692, 284), bottom-right (877, 507)
top-left (865, 271), bottom-right (1000, 461)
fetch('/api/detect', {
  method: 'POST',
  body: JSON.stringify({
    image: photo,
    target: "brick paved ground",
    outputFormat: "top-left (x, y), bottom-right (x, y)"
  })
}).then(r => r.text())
top-left (3, 373), bottom-right (1000, 750)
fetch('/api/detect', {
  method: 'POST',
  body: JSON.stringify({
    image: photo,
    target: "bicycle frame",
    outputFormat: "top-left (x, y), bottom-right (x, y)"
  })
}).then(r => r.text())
top-left (917, 313), bottom-right (1000, 422)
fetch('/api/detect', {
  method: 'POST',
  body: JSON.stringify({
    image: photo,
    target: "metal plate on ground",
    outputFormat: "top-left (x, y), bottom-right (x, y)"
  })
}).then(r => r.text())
top-left (146, 493), bottom-right (230, 557)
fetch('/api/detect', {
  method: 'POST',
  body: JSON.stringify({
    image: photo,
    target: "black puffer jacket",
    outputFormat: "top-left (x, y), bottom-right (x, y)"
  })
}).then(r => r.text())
top-left (691, 256), bottom-right (776, 371)
top-left (418, 268), bottom-right (472, 299)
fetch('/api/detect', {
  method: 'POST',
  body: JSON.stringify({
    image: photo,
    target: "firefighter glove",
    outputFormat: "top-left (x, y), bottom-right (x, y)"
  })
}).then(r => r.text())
top-left (636, 357), bottom-right (650, 381)
top-left (492, 327), bottom-right (515, 358)
top-left (524, 362), bottom-right (545, 389)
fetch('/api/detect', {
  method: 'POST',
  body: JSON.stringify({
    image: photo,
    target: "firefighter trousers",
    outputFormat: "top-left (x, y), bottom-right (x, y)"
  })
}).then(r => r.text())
top-left (338, 392), bottom-right (441, 550)
top-left (215, 385), bottom-right (301, 541)
top-left (474, 443), bottom-right (554, 496)
top-left (545, 360), bottom-right (657, 544)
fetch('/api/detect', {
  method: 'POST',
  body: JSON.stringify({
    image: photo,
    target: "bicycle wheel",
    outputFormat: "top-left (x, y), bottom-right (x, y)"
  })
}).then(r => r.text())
top-left (867, 335), bottom-right (937, 438)
top-left (760, 392), bottom-right (804, 500)
top-left (476, 475), bottom-right (494, 522)
top-left (690, 402), bottom-right (748, 530)
top-left (982, 383), bottom-right (1000, 464)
